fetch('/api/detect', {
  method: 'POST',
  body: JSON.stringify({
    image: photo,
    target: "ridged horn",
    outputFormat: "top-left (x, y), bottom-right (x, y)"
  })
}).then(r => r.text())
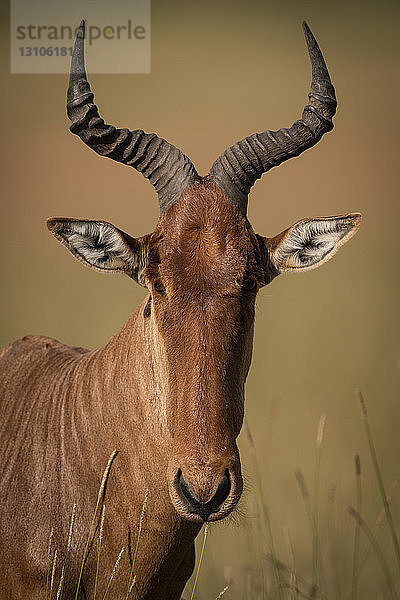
top-left (209, 21), bottom-right (337, 214)
top-left (67, 20), bottom-right (198, 213)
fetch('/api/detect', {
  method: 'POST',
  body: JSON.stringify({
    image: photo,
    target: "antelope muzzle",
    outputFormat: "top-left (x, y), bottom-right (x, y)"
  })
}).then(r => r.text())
top-left (168, 452), bottom-right (243, 523)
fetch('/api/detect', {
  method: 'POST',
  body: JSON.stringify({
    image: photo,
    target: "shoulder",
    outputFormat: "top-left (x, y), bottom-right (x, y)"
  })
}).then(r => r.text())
top-left (0, 335), bottom-right (89, 360)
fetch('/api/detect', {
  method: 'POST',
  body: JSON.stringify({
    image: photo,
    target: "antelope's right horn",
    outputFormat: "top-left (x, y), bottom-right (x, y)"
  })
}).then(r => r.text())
top-left (67, 20), bottom-right (198, 213)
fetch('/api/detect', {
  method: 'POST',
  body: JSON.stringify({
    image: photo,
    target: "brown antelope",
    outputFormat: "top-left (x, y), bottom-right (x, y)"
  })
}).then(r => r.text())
top-left (0, 20), bottom-right (360, 600)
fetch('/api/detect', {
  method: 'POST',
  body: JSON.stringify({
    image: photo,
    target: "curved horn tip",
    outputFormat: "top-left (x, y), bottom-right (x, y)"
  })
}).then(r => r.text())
top-left (302, 20), bottom-right (319, 47)
top-left (77, 19), bottom-right (85, 38)
top-left (302, 20), bottom-right (312, 38)
top-left (69, 19), bottom-right (87, 90)
top-left (301, 20), bottom-right (332, 85)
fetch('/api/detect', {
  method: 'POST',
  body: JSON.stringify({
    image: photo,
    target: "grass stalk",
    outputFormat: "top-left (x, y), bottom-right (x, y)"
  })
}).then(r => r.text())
top-left (74, 450), bottom-right (118, 600)
top-left (50, 550), bottom-right (58, 600)
top-left (127, 576), bottom-right (136, 598)
top-left (312, 415), bottom-right (326, 593)
top-left (252, 492), bottom-right (268, 598)
top-left (102, 546), bottom-right (125, 600)
top-left (281, 582), bottom-right (317, 600)
top-left (215, 585), bottom-right (229, 599)
top-left (93, 504), bottom-right (106, 600)
top-left (326, 483), bottom-right (342, 600)
top-left (246, 422), bottom-right (283, 600)
top-left (266, 554), bottom-right (329, 600)
top-left (190, 524), bottom-right (209, 600)
top-left (56, 566), bottom-right (65, 600)
top-left (57, 503), bottom-right (76, 600)
top-left (284, 525), bottom-right (298, 600)
top-left (125, 488), bottom-right (149, 599)
top-left (350, 455), bottom-right (362, 600)
top-left (45, 527), bottom-right (54, 600)
top-left (243, 506), bottom-right (264, 595)
top-left (295, 469), bottom-right (313, 528)
top-left (358, 391), bottom-right (400, 578)
top-left (347, 505), bottom-right (397, 600)
top-left (295, 470), bottom-right (325, 596)
top-left (358, 480), bottom-right (398, 576)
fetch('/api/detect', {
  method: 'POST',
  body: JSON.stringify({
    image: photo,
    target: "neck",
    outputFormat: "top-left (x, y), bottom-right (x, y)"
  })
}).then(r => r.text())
top-left (83, 295), bottom-right (169, 441)
top-left (68, 296), bottom-right (200, 599)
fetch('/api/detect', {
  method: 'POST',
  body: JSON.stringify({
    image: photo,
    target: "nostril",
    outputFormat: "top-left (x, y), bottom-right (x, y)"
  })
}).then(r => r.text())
top-left (176, 469), bottom-right (231, 520)
top-left (211, 469), bottom-right (231, 506)
top-left (179, 470), bottom-right (201, 508)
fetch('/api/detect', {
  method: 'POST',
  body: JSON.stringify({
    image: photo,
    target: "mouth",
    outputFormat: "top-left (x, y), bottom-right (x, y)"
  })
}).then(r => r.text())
top-left (169, 467), bottom-right (243, 523)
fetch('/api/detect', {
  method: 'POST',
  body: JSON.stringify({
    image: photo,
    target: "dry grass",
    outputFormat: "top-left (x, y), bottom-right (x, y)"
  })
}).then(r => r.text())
top-left (74, 449), bottom-right (118, 600)
top-left (44, 454), bottom-right (151, 600)
top-left (125, 487), bottom-right (149, 599)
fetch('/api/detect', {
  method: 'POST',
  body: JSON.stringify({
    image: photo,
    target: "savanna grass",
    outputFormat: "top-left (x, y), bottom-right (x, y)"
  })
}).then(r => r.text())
top-left (44, 451), bottom-right (150, 600)
top-left (246, 421), bottom-right (283, 600)
top-left (350, 454), bottom-right (362, 600)
top-left (103, 546), bottom-right (125, 600)
top-left (56, 503), bottom-right (76, 600)
top-left (190, 524), bottom-right (209, 600)
top-left (358, 392), bottom-right (400, 577)
top-left (238, 394), bottom-right (399, 600)
top-left (125, 488), bottom-right (149, 599)
top-left (93, 504), bottom-right (106, 600)
top-left (74, 449), bottom-right (118, 600)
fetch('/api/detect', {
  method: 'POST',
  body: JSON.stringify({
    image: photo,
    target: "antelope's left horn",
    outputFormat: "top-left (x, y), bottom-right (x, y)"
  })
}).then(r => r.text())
top-left (67, 20), bottom-right (198, 213)
top-left (209, 21), bottom-right (337, 214)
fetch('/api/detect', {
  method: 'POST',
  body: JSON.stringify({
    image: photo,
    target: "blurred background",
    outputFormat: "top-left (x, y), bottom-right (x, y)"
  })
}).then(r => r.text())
top-left (1, 0), bottom-right (399, 598)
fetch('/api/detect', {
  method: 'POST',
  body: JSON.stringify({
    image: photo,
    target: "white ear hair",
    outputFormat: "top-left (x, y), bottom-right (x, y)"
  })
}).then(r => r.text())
top-left (269, 213), bottom-right (361, 272)
top-left (47, 218), bottom-right (140, 273)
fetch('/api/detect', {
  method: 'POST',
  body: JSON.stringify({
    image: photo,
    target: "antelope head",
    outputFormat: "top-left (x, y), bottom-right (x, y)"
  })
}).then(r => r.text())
top-left (48, 22), bottom-right (361, 523)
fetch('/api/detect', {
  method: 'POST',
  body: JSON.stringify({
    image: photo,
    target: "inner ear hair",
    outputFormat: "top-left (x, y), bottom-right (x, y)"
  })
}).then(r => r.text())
top-left (268, 213), bottom-right (361, 272)
top-left (47, 218), bottom-right (141, 274)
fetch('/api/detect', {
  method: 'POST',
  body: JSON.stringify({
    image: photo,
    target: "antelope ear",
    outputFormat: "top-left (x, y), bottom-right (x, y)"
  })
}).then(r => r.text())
top-left (47, 218), bottom-right (146, 284)
top-left (266, 213), bottom-right (361, 273)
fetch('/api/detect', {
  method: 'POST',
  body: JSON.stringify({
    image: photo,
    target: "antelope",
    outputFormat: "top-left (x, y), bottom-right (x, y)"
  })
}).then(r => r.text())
top-left (0, 20), bottom-right (360, 600)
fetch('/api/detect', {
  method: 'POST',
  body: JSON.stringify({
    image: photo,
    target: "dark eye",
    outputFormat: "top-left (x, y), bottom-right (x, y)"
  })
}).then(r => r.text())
top-left (153, 279), bottom-right (165, 293)
top-left (241, 277), bottom-right (257, 292)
